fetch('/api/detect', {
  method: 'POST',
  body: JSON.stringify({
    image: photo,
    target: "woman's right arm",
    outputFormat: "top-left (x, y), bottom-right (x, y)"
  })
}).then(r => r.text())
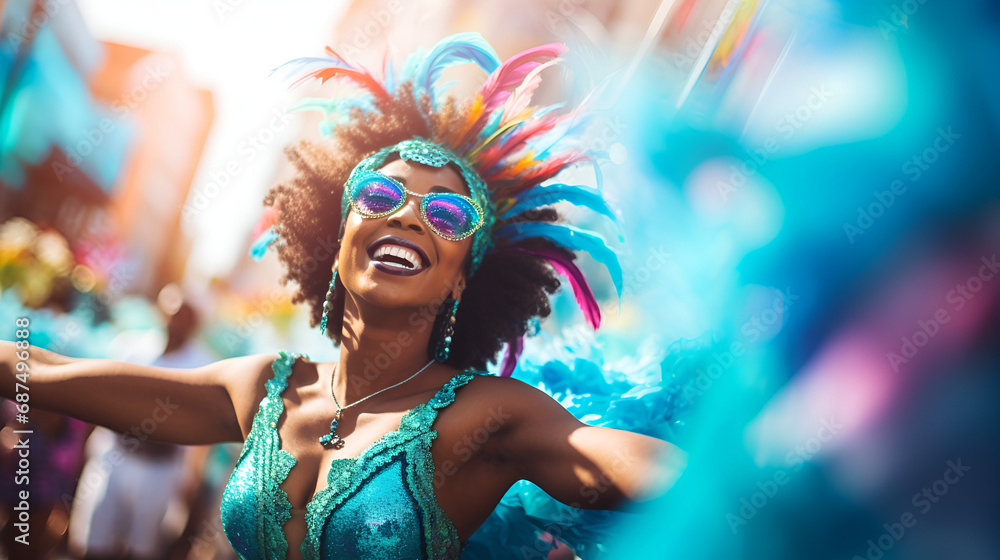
top-left (0, 341), bottom-right (278, 445)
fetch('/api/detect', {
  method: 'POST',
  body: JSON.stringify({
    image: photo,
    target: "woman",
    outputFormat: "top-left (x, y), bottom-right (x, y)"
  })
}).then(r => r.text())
top-left (1, 33), bottom-right (686, 559)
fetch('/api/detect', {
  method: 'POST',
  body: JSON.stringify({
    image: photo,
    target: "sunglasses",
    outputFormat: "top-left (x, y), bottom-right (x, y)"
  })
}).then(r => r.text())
top-left (346, 170), bottom-right (485, 241)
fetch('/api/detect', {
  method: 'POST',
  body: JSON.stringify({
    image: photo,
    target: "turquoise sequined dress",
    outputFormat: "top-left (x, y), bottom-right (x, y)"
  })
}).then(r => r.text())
top-left (220, 351), bottom-right (489, 560)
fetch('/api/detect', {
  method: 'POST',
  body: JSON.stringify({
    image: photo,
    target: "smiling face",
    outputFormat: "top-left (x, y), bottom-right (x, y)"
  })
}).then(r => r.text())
top-left (334, 157), bottom-right (474, 309)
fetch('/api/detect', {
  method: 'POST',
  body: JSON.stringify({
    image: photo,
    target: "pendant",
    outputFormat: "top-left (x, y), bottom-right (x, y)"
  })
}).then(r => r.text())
top-left (318, 411), bottom-right (346, 449)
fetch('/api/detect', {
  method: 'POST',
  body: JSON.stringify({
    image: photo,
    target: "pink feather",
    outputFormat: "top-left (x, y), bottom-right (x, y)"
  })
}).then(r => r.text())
top-left (500, 58), bottom-right (563, 124)
top-left (499, 335), bottom-right (524, 377)
top-left (479, 44), bottom-right (567, 111)
top-left (505, 247), bottom-right (601, 330)
top-left (251, 206), bottom-right (280, 239)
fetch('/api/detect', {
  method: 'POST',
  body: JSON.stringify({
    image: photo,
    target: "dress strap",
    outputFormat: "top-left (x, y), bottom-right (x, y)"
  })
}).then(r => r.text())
top-left (401, 369), bottom-right (489, 433)
top-left (235, 351), bottom-right (305, 464)
top-left (430, 370), bottom-right (487, 408)
top-left (265, 350), bottom-right (306, 397)
top-left (226, 351), bottom-right (307, 560)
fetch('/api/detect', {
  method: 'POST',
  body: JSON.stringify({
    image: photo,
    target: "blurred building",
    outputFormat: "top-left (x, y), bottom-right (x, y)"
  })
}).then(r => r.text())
top-left (0, 0), bottom-right (213, 298)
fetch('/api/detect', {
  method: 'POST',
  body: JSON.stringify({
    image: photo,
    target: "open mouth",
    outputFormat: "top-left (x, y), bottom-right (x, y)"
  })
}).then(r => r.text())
top-left (366, 236), bottom-right (430, 275)
top-left (372, 244), bottom-right (423, 269)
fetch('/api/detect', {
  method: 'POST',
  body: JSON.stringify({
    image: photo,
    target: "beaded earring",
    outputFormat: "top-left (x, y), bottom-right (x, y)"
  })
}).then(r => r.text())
top-left (434, 297), bottom-right (460, 363)
top-left (319, 268), bottom-right (338, 336)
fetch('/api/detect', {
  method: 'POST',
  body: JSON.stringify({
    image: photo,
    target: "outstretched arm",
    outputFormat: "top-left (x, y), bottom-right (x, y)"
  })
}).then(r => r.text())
top-left (497, 379), bottom-right (687, 511)
top-left (0, 341), bottom-right (277, 445)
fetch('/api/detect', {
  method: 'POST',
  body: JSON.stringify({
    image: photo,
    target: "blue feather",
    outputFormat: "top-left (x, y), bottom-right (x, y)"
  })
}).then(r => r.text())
top-left (383, 57), bottom-right (396, 93)
top-left (592, 158), bottom-right (604, 190)
top-left (532, 109), bottom-right (589, 160)
top-left (433, 79), bottom-right (460, 108)
top-left (476, 106), bottom-right (507, 144)
top-left (415, 32), bottom-right (500, 98)
top-left (499, 183), bottom-right (618, 222)
top-left (496, 121), bottom-right (528, 147)
top-left (249, 228), bottom-right (278, 262)
top-left (398, 47), bottom-right (426, 86)
top-left (288, 97), bottom-right (374, 118)
top-left (495, 222), bottom-right (623, 311)
top-left (480, 123), bottom-right (527, 172)
top-left (587, 148), bottom-right (612, 163)
top-left (588, 162), bottom-right (626, 244)
top-left (285, 97), bottom-right (375, 137)
top-left (529, 102), bottom-right (567, 126)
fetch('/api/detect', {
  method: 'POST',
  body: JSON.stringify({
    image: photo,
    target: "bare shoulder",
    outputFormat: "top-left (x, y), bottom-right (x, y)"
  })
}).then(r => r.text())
top-left (433, 372), bottom-right (583, 486)
top-left (209, 352), bottom-right (282, 440)
top-left (445, 373), bottom-right (571, 428)
top-left (465, 373), bottom-right (564, 405)
top-left (206, 352), bottom-right (281, 387)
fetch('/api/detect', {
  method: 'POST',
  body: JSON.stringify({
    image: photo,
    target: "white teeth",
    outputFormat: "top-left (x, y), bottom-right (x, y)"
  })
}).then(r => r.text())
top-left (373, 244), bottom-right (421, 269)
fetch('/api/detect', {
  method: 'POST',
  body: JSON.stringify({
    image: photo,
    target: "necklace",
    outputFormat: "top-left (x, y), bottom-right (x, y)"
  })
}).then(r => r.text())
top-left (319, 359), bottom-right (436, 448)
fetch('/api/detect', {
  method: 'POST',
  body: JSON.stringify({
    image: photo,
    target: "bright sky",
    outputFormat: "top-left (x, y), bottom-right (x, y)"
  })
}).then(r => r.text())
top-left (78, 0), bottom-right (349, 279)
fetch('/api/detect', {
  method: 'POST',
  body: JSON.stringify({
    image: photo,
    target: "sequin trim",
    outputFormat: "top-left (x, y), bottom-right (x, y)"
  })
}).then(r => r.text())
top-left (222, 350), bottom-right (304, 560)
top-left (225, 350), bottom-right (486, 560)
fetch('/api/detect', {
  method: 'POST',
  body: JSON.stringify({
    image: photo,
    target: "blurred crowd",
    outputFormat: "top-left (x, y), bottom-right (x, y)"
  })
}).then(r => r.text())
top-left (0, 240), bottom-right (240, 559)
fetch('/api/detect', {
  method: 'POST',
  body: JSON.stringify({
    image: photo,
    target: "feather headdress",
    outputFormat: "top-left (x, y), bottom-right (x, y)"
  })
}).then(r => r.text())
top-left (252, 33), bottom-right (622, 375)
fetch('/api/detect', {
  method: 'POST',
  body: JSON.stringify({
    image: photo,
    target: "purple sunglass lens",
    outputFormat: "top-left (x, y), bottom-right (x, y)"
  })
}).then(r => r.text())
top-left (355, 180), bottom-right (403, 215)
top-left (424, 196), bottom-right (478, 238)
